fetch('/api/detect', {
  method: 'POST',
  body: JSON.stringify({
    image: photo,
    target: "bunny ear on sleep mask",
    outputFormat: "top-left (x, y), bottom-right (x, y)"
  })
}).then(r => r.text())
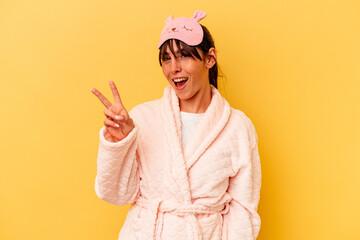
top-left (158, 10), bottom-right (207, 49)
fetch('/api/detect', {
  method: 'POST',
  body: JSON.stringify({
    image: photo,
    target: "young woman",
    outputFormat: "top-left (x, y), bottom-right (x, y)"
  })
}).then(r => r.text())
top-left (91, 10), bottom-right (261, 240)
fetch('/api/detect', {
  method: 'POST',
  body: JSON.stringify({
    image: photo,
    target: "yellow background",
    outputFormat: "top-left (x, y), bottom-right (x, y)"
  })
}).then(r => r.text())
top-left (1, 0), bottom-right (359, 239)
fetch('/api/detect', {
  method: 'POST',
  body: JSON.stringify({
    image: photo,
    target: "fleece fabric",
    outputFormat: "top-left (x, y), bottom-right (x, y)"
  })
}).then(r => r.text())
top-left (95, 85), bottom-right (261, 240)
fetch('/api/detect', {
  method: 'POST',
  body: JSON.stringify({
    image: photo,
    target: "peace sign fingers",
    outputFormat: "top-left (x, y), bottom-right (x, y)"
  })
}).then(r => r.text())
top-left (91, 80), bottom-right (135, 142)
top-left (91, 80), bottom-right (125, 110)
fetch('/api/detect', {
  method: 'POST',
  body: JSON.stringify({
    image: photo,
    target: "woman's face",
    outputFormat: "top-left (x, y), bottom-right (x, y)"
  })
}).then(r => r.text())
top-left (161, 43), bottom-right (212, 101)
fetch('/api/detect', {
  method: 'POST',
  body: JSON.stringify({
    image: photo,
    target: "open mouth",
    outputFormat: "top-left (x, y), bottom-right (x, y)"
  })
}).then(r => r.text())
top-left (173, 78), bottom-right (188, 88)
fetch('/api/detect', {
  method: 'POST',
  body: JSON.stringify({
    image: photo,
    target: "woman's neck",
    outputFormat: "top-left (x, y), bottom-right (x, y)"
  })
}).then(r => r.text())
top-left (179, 85), bottom-right (212, 113)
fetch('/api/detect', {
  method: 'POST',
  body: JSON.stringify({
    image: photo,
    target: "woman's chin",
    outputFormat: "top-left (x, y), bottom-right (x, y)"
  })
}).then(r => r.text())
top-left (169, 85), bottom-right (189, 99)
top-left (176, 92), bottom-right (192, 101)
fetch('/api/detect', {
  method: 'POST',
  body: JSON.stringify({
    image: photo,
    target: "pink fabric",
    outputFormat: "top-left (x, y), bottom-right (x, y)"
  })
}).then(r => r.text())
top-left (95, 85), bottom-right (261, 240)
top-left (158, 10), bottom-right (206, 49)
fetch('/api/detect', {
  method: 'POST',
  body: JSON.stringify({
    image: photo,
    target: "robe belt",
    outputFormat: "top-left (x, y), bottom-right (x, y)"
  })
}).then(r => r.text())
top-left (135, 197), bottom-right (230, 240)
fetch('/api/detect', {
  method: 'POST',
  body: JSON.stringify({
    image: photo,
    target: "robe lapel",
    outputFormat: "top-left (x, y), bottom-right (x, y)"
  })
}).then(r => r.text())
top-left (183, 86), bottom-right (231, 170)
top-left (161, 86), bottom-right (192, 203)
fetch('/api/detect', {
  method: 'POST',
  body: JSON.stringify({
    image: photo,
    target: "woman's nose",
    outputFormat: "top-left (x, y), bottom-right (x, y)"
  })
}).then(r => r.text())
top-left (170, 58), bottom-right (181, 73)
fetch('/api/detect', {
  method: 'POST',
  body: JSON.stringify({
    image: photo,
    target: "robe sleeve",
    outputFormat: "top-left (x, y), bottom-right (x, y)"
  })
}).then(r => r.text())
top-left (94, 124), bottom-right (140, 206)
top-left (222, 121), bottom-right (261, 240)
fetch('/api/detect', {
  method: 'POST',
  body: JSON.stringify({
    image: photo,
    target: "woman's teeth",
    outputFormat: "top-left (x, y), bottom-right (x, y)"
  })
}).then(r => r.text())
top-left (173, 78), bottom-right (188, 86)
top-left (173, 78), bottom-right (188, 82)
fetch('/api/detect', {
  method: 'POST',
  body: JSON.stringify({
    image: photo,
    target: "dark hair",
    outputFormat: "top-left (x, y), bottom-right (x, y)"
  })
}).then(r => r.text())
top-left (159, 25), bottom-right (218, 88)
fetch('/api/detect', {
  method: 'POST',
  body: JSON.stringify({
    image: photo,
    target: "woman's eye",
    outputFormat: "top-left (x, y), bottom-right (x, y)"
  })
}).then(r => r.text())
top-left (181, 53), bottom-right (191, 58)
top-left (162, 56), bottom-right (171, 61)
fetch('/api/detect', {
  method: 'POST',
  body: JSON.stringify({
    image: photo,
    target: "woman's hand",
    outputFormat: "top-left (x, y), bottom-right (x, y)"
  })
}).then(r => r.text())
top-left (91, 80), bottom-right (135, 142)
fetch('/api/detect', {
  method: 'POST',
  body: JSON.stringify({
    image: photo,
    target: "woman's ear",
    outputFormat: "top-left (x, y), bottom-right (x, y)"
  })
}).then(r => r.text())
top-left (205, 47), bottom-right (217, 69)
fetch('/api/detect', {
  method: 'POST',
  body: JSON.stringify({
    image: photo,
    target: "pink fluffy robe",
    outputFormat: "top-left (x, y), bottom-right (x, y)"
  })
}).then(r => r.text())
top-left (95, 85), bottom-right (261, 240)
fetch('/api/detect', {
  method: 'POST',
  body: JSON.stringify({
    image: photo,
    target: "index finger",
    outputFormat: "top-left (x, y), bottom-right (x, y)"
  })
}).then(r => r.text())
top-left (109, 80), bottom-right (123, 106)
top-left (91, 88), bottom-right (112, 108)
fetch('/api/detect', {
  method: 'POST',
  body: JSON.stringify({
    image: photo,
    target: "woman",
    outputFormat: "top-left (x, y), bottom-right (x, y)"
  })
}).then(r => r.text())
top-left (91, 10), bottom-right (261, 240)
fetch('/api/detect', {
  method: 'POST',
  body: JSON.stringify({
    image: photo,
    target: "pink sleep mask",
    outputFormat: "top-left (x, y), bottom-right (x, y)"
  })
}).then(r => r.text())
top-left (158, 10), bottom-right (207, 49)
